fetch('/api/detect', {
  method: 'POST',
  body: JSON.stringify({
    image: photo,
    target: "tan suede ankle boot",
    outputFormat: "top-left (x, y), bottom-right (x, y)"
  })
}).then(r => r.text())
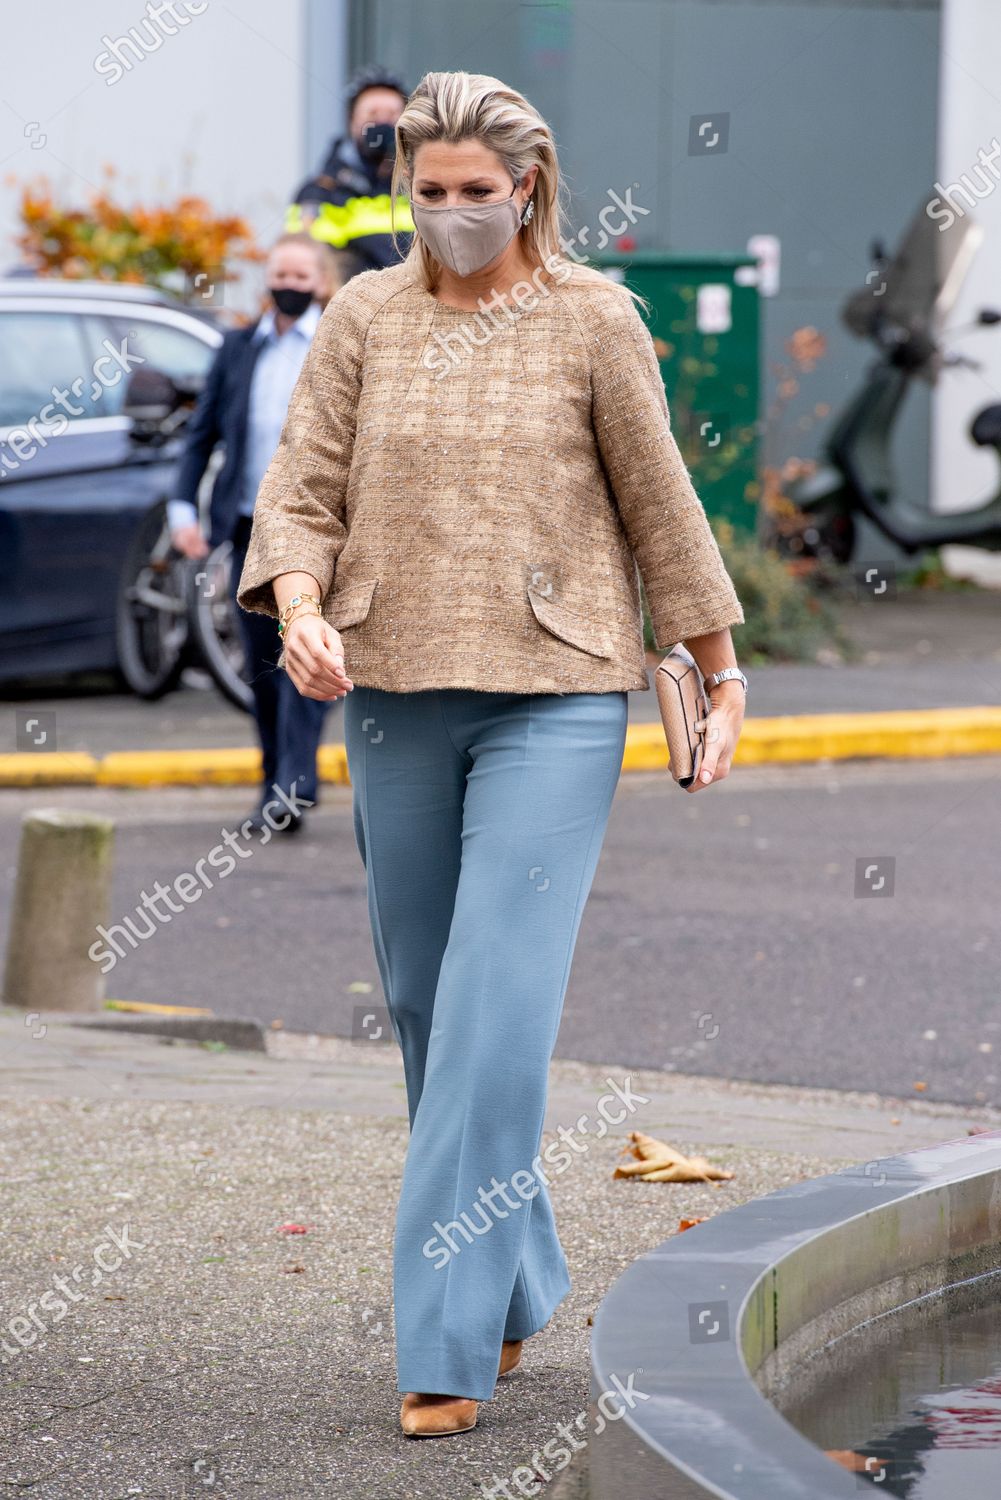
top-left (497, 1339), bottom-right (523, 1378)
top-left (400, 1392), bottom-right (478, 1437)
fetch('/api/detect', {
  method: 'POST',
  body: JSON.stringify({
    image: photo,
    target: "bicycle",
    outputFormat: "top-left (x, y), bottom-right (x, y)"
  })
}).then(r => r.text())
top-left (116, 498), bottom-right (253, 711)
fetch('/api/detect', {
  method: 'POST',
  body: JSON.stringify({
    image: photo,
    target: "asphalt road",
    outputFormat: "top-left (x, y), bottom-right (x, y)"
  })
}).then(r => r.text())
top-left (2, 755), bottom-right (998, 1110)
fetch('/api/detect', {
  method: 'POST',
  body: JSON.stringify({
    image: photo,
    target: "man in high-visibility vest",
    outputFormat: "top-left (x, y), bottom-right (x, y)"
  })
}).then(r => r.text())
top-left (286, 65), bottom-right (414, 278)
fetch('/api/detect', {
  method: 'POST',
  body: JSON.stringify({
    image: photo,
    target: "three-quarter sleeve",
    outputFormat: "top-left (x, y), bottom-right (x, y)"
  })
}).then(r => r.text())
top-left (236, 284), bottom-right (367, 617)
top-left (588, 288), bottom-right (745, 647)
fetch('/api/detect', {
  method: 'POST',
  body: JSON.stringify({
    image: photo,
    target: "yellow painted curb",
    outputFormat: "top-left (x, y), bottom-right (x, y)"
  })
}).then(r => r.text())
top-left (1, 707), bottom-right (1000, 788)
top-left (96, 747), bottom-right (262, 787)
top-left (735, 706), bottom-right (1001, 765)
top-left (622, 707), bottom-right (1001, 770)
top-left (316, 743), bottom-right (350, 784)
top-left (104, 1000), bottom-right (214, 1017)
top-left (0, 752), bottom-right (99, 786)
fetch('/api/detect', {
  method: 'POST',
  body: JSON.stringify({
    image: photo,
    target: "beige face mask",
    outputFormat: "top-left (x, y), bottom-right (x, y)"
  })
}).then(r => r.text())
top-left (410, 179), bottom-right (532, 277)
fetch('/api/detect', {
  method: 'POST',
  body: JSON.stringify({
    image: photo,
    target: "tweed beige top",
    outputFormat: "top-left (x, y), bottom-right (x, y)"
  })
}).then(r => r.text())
top-left (236, 259), bottom-right (744, 694)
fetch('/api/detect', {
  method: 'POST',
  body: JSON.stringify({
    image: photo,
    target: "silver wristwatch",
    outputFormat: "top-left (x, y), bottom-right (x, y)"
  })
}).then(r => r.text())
top-left (704, 667), bottom-right (748, 694)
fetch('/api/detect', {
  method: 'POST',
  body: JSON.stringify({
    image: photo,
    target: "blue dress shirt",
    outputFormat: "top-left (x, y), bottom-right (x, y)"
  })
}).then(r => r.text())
top-left (168, 299), bottom-right (321, 534)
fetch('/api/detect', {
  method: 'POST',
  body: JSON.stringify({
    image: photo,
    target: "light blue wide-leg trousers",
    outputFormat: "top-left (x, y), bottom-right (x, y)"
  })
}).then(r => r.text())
top-left (343, 686), bottom-right (628, 1402)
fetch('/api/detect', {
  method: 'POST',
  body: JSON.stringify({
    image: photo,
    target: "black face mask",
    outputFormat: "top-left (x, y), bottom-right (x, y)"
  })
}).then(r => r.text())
top-left (357, 122), bottom-right (396, 163)
top-left (270, 286), bottom-right (313, 318)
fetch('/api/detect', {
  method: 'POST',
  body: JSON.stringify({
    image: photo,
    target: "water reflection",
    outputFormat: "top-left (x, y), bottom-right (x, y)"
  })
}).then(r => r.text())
top-left (774, 1269), bottom-right (1001, 1495)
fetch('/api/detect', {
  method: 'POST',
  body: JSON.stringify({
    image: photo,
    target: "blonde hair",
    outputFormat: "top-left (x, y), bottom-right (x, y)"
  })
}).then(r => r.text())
top-left (267, 232), bottom-right (347, 306)
top-left (389, 71), bottom-right (649, 313)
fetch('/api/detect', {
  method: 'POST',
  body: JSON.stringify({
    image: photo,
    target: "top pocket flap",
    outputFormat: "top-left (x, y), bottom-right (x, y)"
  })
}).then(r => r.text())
top-left (326, 576), bottom-right (379, 629)
top-left (527, 584), bottom-right (615, 659)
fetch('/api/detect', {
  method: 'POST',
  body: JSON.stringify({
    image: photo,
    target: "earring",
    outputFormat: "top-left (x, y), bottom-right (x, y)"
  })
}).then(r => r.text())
top-left (522, 198), bottom-right (535, 224)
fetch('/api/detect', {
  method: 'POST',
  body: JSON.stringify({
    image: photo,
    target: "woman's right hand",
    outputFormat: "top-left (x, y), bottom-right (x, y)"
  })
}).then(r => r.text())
top-left (282, 613), bottom-right (354, 700)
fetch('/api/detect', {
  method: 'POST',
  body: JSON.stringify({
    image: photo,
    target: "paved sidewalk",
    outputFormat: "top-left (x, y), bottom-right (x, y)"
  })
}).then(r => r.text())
top-left (2, 1013), bottom-right (997, 1500)
top-left (5, 654), bottom-right (1001, 756)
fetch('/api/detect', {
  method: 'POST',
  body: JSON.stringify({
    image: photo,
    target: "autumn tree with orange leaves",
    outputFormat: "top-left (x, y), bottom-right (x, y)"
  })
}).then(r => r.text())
top-left (12, 170), bottom-right (263, 299)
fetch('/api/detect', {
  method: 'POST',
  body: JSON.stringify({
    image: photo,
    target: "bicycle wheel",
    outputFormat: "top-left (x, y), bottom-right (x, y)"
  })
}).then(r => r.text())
top-left (116, 501), bottom-right (189, 700)
top-left (186, 541), bottom-right (254, 714)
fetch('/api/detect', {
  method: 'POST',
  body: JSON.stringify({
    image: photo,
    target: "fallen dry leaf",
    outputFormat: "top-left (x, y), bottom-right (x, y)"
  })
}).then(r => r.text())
top-left (614, 1131), bottom-right (733, 1184)
top-left (275, 1222), bottom-right (313, 1235)
top-left (639, 1161), bottom-right (730, 1182)
top-left (678, 1217), bottom-right (707, 1232)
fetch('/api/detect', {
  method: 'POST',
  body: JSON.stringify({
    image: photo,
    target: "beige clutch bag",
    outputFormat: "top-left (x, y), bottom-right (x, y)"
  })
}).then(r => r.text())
top-left (654, 645), bottom-right (711, 788)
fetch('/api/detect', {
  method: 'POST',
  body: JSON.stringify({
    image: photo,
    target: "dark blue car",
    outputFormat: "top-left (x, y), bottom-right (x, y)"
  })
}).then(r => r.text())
top-left (0, 279), bottom-right (224, 689)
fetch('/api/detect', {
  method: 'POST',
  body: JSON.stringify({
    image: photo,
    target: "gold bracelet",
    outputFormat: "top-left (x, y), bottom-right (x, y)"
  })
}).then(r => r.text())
top-left (278, 593), bottom-right (322, 637)
top-left (279, 606), bottom-right (321, 641)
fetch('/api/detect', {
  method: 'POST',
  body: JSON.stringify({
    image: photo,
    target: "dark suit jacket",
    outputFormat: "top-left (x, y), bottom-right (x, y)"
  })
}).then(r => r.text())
top-left (174, 322), bottom-right (266, 548)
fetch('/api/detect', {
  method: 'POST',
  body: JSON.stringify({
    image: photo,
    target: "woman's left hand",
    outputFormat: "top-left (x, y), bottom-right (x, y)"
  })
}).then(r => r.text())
top-left (688, 683), bottom-right (745, 792)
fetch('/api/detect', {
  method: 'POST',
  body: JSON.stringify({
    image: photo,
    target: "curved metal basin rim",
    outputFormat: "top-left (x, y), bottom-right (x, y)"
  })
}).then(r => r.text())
top-left (589, 1128), bottom-right (1001, 1500)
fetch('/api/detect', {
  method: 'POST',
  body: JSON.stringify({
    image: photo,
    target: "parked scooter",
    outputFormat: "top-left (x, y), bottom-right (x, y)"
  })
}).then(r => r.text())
top-left (770, 199), bottom-right (1001, 565)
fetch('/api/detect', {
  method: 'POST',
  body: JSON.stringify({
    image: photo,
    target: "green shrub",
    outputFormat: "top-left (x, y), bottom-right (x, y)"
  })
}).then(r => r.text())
top-left (897, 550), bottom-right (977, 591)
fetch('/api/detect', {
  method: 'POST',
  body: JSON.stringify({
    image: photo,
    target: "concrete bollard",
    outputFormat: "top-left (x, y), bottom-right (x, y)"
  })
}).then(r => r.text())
top-left (3, 809), bottom-right (114, 1014)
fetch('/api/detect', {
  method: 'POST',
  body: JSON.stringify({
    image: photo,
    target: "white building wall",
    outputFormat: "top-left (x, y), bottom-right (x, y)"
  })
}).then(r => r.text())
top-left (0, 1), bottom-right (321, 312)
top-left (933, 0), bottom-right (1001, 582)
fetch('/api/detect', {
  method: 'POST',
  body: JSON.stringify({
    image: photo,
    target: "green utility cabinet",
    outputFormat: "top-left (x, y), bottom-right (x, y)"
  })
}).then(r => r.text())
top-left (593, 251), bottom-right (761, 534)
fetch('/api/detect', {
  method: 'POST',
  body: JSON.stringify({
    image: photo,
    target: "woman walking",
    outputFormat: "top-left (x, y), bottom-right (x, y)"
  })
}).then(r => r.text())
top-left (237, 70), bottom-right (747, 1437)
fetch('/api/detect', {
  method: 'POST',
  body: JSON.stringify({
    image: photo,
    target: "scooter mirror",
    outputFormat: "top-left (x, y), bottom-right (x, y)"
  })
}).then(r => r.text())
top-left (977, 308), bottom-right (1001, 325)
